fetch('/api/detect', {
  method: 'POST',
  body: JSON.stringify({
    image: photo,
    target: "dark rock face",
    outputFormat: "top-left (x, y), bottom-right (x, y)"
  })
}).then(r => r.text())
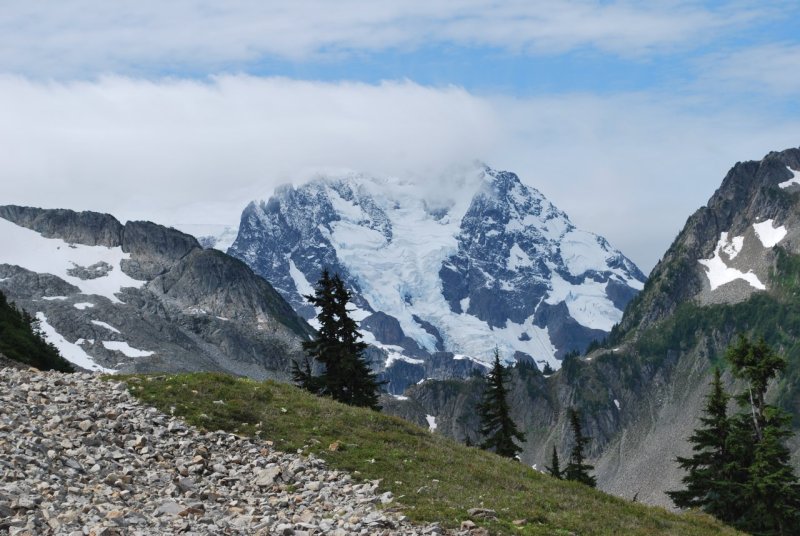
top-left (360, 312), bottom-right (426, 358)
top-left (533, 302), bottom-right (607, 356)
top-left (378, 352), bottom-right (488, 395)
top-left (360, 312), bottom-right (406, 345)
top-left (120, 221), bottom-right (200, 280)
top-left (228, 191), bottom-right (359, 320)
top-left (0, 205), bottom-right (314, 378)
top-left (0, 205), bottom-right (123, 247)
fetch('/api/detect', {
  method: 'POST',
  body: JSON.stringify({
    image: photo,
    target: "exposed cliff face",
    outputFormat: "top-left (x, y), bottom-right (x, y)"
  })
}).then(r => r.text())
top-left (0, 205), bottom-right (314, 378)
top-left (620, 149), bottom-right (800, 334)
top-left (385, 146), bottom-right (800, 507)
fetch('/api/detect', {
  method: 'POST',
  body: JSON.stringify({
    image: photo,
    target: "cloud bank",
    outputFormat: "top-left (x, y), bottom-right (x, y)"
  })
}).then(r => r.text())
top-left (1, 75), bottom-right (797, 271)
top-left (0, 1), bottom-right (763, 77)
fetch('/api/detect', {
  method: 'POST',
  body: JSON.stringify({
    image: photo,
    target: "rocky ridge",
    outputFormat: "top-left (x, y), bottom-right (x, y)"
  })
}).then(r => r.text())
top-left (0, 368), bottom-right (450, 536)
top-left (0, 205), bottom-right (314, 379)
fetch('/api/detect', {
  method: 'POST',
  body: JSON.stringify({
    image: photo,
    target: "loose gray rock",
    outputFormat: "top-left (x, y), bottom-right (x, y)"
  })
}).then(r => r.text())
top-left (0, 368), bottom-right (446, 535)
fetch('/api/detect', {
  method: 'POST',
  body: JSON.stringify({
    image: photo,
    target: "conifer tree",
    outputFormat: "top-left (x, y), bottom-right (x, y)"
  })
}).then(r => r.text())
top-left (726, 335), bottom-right (786, 440)
top-left (564, 408), bottom-right (596, 487)
top-left (725, 335), bottom-right (800, 535)
top-left (737, 407), bottom-right (800, 535)
top-left (477, 348), bottom-right (525, 458)
top-left (294, 269), bottom-right (383, 410)
top-left (667, 368), bottom-right (738, 521)
top-left (670, 335), bottom-right (800, 535)
top-left (546, 446), bottom-right (562, 479)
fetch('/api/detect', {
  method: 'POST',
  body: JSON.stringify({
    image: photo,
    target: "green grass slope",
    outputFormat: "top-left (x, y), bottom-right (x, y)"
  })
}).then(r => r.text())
top-left (117, 372), bottom-right (740, 535)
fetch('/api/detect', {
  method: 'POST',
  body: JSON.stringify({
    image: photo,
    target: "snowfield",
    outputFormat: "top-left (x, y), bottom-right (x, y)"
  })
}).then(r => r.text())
top-left (35, 313), bottom-right (116, 373)
top-left (699, 232), bottom-right (766, 291)
top-left (0, 217), bottom-right (145, 303)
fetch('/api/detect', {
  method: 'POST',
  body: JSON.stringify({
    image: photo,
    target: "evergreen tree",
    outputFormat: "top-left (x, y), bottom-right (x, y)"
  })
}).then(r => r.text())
top-left (667, 368), bottom-right (738, 521)
top-left (670, 335), bottom-right (800, 535)
top-left (294, 269), bottom-right (383, 410)
top-left (546, 446), bottom-right (562, 479)
top-left (736, 407), bottom-right (800, 535)
top-left (726, 335), bottom-right (786, 441)
top-left (291, 356), bottom-right (321, 394)
top-left (564, 408), bottom-right (596, 487)
top-left (725, 335), bottom-right (800, 535)
top-left (476, 348), bottom-right (525, 458)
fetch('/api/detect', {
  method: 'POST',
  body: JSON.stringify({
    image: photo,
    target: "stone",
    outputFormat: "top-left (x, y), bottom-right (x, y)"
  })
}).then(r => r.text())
top-left (274, 523), bottom-right (294, 535)
top-left (467, 507), bottom-right (497, 520)
top-left (156, 501), bottom-right (185, 516)
top-left (460, 520), bottom-right (477, 530)
top-left (78, 420), bottom-right (93, 432)
top-left (255, 467), bottom-right (282, 487)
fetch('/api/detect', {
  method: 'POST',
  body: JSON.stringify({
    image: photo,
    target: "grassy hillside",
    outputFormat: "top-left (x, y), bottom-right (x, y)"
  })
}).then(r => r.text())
top-left (117, 372), bottom-right (740, 535)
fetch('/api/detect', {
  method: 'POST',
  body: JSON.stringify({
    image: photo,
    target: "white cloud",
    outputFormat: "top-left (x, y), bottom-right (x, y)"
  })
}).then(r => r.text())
top-left (0, 75), bottom-right (797, 273)
top-left (700, 43), bottom-right (800, 96)
top-left (0, 1), bottom-right (763, 77)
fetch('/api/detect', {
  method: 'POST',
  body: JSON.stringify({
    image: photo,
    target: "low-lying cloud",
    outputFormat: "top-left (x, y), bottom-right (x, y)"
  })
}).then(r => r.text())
top-left (0, 75), bottom-right (797, 272)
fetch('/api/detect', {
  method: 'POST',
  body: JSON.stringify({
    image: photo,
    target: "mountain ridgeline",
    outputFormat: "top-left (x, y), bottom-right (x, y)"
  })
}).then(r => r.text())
top-left (0, 205), bottom-right (314, 377)
top-left (227, 164), bottom-right (645, 393)
top-left (5, 147), bottom-right (800, 515)
top-left (383, 146), bottom-right (800, 507)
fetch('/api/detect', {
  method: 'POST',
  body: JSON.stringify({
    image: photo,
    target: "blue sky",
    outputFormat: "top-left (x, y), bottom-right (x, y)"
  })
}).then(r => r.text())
top-left (1, 1), bottom-right (799, 270)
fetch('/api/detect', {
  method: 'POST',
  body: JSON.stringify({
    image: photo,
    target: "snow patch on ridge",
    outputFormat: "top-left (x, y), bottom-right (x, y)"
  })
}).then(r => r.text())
top-left (426, 415), bottom-right (437, 433)
top-left (384, 351), bottom-right (424, 368)
top-left (0, 218), bottom-right (144, 303)
top-left (721, 235), bottom-right (745, 259)
top-left (101, 341), bottom-right (154, 358)
top-left (699, 232), bottom-right (765, 291)
top-left (35, 312), bottom-right (116, 373)
top-left (288, 258), bottom-right (315, 297)
top-left (507, 243), bottom-right (533, 271)
top-left (91, 320), bottom-right (121, 334)
top-left (547, 269), bottom-right (622, 331)
top-left (561, 230), bottom-right (612, 277)
top-left (778, 167), bottom-right (800, 189)
top-left (753, 219), bottom-right (787, 248)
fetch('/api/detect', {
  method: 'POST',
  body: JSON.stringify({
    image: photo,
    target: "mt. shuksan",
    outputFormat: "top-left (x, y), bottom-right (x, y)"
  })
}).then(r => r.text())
top-left (228, 164), bottom-right (645, 375)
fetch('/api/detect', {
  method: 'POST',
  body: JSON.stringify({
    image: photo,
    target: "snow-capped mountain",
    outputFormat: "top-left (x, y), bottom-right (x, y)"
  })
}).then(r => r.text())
top-left (228, 164), bottom-right (645, 376)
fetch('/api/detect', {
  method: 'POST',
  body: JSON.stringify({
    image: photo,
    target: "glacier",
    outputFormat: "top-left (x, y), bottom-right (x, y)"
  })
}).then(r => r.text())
top-left (228, 164), bottom-right (645, 372)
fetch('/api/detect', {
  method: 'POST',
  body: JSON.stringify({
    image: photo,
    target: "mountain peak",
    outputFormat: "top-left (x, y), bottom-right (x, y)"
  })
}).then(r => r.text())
top-left (228, 164), bottom-right (645, 387)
